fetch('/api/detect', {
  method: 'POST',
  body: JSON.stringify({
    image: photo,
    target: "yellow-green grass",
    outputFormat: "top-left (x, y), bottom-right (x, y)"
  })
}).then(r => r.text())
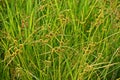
top-left (0, 0), bottom-right (120, 80)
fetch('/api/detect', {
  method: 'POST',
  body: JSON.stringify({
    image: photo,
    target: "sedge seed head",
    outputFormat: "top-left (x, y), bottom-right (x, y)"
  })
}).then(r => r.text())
top-left (14, 47), bottom-right (18, 51)
top-left (49, 32), bottom-right (53, 37)
top-left (51, 48), bottom-right (55, 53)
top-left (11, 53), bottom-right (16, 57)
top-left (43, 39), bottom-right (48, 44)
top-left (56, 47), bottom-right (61, 52)
top-left (14, 40), bottom-right (17, 43)
top-left (19, 44), bottom-right (24, 49)
top-left (15, 49), bottom-right (20, 54)
top-left (46, 34), bottom-right (50, 38)
top-left (60, 41), bottom-right (64, 46)
top-left (39, 39), bottom-right (43, 42)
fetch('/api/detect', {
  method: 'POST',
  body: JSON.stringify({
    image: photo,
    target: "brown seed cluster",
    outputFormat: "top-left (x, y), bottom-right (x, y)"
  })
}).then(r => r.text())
top-left (51, 47), bottom-right (64, 53)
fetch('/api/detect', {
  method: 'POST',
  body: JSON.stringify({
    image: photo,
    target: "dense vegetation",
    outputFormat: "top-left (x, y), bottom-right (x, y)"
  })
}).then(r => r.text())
top-left (0, 0), bottom-right (120, 80)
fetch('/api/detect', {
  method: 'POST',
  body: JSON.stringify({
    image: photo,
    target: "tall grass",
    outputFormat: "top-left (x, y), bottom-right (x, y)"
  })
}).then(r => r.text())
top-left (0, 0), bottom-right (120, 80)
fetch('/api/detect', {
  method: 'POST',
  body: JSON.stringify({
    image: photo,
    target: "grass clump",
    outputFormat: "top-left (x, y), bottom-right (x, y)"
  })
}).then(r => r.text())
top-left (0, 0), bottom-right (120, 80)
